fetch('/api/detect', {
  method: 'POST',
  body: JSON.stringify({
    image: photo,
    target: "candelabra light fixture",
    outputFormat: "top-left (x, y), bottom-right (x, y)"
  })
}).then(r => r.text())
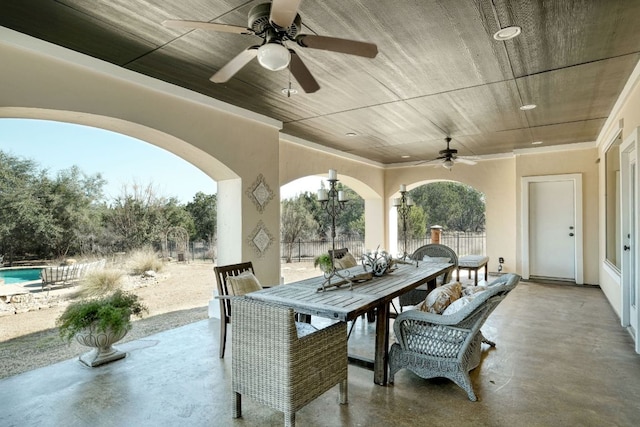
top-left (393, 184), bottom-right (414, 260)
top-left (317, 169), bottom-right (351, 291)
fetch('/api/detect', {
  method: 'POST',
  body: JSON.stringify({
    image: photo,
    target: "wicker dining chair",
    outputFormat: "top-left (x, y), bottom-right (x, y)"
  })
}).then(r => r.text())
top-left (214, 262), bottom-right (259, 358)
top-left (399, 243), bottom-right (459, 310)
top-left (389, 273), bottom-right (520, 401)
top-left (231, 297), bottom-right (348, 427)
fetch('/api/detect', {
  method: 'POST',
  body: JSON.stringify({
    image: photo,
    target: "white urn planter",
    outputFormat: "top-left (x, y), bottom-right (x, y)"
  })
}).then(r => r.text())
top-left (75, 324), bottom-right (129, 367)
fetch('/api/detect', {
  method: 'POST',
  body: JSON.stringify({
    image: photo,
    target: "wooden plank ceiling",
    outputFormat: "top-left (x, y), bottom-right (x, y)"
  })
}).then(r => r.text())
top-left (1, 0), bottom-right (639, 164)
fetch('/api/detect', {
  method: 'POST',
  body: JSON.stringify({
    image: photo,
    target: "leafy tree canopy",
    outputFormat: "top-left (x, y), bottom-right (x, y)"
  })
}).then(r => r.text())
top-left (409, 182), bottom-right (485, 233)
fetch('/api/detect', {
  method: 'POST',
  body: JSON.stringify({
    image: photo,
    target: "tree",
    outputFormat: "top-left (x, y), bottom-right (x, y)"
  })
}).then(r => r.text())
top-left (403, 205), bottom-right (427, 239)
top-left (43, 166), bottom-right (106, 257)
top-left (298, 190), bottom-right (328, 239)
top-left (185, 192), bottom-right (217, 242)
top-left (334, 184), bottom-right (364, 238)
top-left (105, 182), bottom-right (192, 252)
top-left (300, 183), bottom-right (365, 240)
top-left (281, 198), bottom-right (317, 262)
top-left (0, 152), bottom-right (106, 260)
top-left (0, 152), bottom-right (55, 260)
top-left (409, 182), bottom-right (485, 232)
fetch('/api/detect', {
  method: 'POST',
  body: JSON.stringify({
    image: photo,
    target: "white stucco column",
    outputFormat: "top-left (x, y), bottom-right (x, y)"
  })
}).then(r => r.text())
top-left (364, 198), bottom-right (385, 252)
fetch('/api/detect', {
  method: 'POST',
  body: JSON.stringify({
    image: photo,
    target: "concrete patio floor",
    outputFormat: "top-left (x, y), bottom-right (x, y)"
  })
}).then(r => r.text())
top-left (1, 279), bottom-right (640, 426)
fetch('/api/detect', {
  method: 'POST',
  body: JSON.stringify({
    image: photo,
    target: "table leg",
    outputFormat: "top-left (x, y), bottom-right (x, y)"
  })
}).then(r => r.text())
top-left (373, 302), bottom-right (389, 385)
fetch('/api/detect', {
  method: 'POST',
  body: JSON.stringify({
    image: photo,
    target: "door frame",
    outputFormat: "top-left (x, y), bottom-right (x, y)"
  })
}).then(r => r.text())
top-left (620, 127), bottom-right (640, 352)
top-left (521, 174), bottom-right (584, 284)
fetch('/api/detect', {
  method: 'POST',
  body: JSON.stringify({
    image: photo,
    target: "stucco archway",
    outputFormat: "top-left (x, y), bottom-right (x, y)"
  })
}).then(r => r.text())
top-left (281, 172), bottom-right (385, 253)
top-left (2, 29), bottom-right (284, 313)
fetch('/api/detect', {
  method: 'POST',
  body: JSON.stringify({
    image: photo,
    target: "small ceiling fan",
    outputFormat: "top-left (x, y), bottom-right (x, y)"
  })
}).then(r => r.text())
top-left (162, 0), bottom-right (378, 93)
top-left (422, 137), bottom-right (478, 169)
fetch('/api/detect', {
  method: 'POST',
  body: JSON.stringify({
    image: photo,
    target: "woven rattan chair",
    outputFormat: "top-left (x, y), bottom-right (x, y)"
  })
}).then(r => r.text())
top-left (214, 262), bottom-right (258, 358)
top-left (399, 244), bottom-right (459, 309)
top-left (231, 297), bottom-right (348, 427)
top-left (389, 273), bottom-right (520, 401)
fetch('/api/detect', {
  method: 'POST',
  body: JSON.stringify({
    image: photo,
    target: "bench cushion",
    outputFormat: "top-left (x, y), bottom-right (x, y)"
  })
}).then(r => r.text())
top-left (458, 255), bottom-right (489, 268)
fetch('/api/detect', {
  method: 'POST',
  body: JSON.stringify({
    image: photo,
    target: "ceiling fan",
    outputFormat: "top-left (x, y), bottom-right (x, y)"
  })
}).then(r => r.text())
top-left (162, 0), bottom-right (378, 93)
top-left (422, 137), bottom-right (478, 169)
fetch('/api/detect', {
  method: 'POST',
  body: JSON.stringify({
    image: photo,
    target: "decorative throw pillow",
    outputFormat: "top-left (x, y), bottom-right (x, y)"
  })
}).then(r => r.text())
top-left (226, 271), bottom-right (262, 296)
top-left (442, 290), bottom-right (486, 315)
top-left (339, 252), bottom-right (358, 268)
top-left (418, 281), bottom-right (462, 314)
top-left (462, 285), bottom-right (488, 296)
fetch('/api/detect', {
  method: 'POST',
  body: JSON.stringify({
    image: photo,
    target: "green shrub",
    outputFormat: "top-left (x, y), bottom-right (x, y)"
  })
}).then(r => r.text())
top-left (314, 253), bottom-right (333, 272)
top-left (128, 247), bottom-right (164, 275)
top-left (56, 290), bottom-right (148, 343)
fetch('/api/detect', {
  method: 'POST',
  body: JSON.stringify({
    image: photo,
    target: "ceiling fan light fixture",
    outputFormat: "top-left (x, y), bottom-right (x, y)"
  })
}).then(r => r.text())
top-left (443, 159), bottom-right (454, 169)
top-left (493, 26), bottom-right (521, 41)
top-left (257, 42), bottom-right (290, 71)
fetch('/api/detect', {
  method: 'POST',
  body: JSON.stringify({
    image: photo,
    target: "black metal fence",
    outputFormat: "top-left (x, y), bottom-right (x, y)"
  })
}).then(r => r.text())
top-left (162, 232), bottom-right (485, 263)
top-left (164, 240), bottom-right (215, 261)
top-left (281, 232), bottom-right (486, 262)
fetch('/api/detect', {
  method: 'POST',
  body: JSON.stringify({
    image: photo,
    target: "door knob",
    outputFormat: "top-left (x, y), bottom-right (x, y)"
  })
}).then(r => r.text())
top-left (624, 245), bottom-right (631, 251)
top-left (569, 233), bottom-right (574, 237)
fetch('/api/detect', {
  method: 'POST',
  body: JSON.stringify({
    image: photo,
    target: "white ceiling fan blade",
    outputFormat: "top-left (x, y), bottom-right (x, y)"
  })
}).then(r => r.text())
top-left (289, 50), bottom-right (320, 93)
top-left (210, 46), bottom-right (259, 83)
top-left (296, 35), bottom-right (378, 58)
top-left (269, 0), bottom-right (302, 29)
top-left (162, 20), bottom-right (254, 35)
top-left (455, 157), bottom-right (478, 165)
top-left (422, 159), bottom-right (445, 166)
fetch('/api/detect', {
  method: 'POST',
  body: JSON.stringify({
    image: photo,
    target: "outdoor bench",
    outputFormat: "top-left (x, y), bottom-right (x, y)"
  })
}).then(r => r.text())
top-left (457, 255), bottom-right (489, 286)
top-left (40, 259), bottom-right (106, 291)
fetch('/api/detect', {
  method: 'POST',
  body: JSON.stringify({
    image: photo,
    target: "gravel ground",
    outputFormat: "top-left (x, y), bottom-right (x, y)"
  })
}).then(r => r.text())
top-left (0, 261), bottom-right (320, 380)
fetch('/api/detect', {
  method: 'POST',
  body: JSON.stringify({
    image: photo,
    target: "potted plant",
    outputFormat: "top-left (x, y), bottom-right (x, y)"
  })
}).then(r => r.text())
top-left (314, 253), bottom-right (334, 273)
top-left (56, 289), bottom-right (148, 367)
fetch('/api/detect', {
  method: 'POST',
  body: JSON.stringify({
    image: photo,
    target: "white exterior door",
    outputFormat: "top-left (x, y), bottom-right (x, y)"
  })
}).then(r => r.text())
top-left (522, 174), bottom-right (583, 284)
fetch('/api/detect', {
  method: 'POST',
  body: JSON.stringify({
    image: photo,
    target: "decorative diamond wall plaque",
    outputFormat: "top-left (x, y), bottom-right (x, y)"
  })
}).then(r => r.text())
top-left (248, 221), bottom-right (274, 257)
top-left (246, 174), bottom-right (274, 213)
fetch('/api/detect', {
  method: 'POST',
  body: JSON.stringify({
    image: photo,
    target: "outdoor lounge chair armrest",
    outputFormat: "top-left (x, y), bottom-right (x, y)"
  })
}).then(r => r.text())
top-left (394, 309), bottom-right (464, 327)
top-left (215, 295), bottom-right (244, 300)
top-left (297, 320), bottom-right (346, 345)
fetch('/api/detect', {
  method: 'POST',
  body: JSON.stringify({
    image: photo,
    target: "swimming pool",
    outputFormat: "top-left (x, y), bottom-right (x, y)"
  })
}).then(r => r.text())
top-left (0, 268), bottom-right (43, 284)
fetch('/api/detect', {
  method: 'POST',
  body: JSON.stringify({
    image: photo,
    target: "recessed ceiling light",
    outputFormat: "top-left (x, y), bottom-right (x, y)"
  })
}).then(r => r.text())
top-left (281, 88), bottom-right (298, 95)
top-left (532, 141), bottom-right (543, 145)
top-left (493, 26), bottom-right (522, 41)
top-left (401, 155), bottom-right (410, 159)
top-left (519, 104), bottom-right (537, 110)
top-left (346, 132), bottom-right (357, 137)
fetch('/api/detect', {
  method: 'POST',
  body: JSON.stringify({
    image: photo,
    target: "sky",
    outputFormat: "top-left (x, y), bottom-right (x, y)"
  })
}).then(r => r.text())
top-left (0, 118), bottom-right (322, 203)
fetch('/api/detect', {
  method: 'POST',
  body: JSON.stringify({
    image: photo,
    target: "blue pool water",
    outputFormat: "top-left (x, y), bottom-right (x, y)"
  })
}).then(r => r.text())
top-left (0, 268), bottom-right (42, 284)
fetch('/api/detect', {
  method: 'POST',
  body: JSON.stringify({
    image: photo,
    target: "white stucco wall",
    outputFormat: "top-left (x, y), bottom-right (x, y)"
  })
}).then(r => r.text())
top-left (597, 62), bottom-right (640, 317)
top-left (279, 138), bottom-right (386, 250)
top-left (385, 158), bottom-right (517, 275)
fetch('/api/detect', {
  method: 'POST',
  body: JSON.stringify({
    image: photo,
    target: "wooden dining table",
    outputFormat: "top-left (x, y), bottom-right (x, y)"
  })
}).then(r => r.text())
top-left (249, 261), bottom-right (454, 385)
